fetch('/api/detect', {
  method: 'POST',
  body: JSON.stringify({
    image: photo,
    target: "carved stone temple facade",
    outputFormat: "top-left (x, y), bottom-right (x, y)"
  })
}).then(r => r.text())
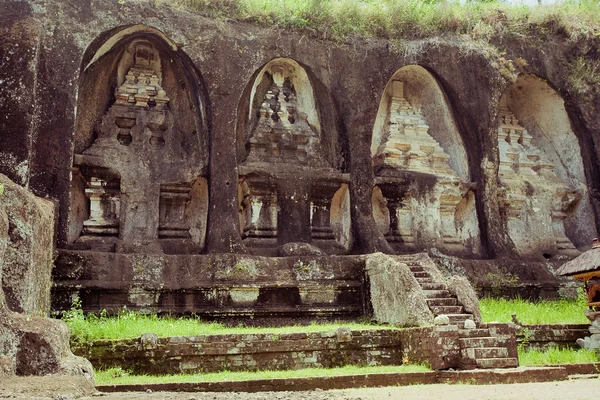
top-left (1, 6), bottom-right (598, 320)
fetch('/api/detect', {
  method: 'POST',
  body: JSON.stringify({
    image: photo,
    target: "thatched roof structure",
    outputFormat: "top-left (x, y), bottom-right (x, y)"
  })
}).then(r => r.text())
top-left (556, 239), bottom-right (600, 277)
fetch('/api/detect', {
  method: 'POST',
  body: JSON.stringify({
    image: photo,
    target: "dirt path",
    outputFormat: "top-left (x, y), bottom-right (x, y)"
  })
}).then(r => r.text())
top-left (1, 376), bottom-right (599, 400)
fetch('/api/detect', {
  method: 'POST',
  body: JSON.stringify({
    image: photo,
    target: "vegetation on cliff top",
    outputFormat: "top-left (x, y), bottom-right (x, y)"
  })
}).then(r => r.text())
top-left (166, 0), bottom-right (600, 41)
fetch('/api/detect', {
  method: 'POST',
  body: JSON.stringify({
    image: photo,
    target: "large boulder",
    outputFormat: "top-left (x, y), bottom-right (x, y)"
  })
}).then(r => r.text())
top-left (365, 252), bottom-right (434, 326)
top-left (0, 309), bottom-right (95, 378)
top-left (447, 275), bottom-right (482, 323)
top-left (0, 174), bottom-right (94, 381)
top-left (0, 174), bottom-right (54, 315)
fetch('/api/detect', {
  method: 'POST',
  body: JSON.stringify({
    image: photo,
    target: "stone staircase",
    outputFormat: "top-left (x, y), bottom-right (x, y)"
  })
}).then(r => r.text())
top-left (398, 254), bottom-right (519, 370)
top-left (458, 327), bottom-right (518, 369)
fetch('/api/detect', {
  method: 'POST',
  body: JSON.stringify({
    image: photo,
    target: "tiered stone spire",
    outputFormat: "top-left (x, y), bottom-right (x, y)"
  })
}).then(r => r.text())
top-left (497, 106), bottom-right (580, 254)
top-left (374, 80), bottom-right (474, 252)
top-left (246, 65), bottom-right (323, 165)
top-left (377, 81), bottom-right (455, 177)
top-left (114, 44), bottom-right (169, 109)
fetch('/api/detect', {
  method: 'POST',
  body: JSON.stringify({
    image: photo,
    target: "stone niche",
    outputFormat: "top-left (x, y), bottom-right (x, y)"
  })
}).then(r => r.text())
top-left (67, 28), bottom-right (208, 255)
top-left (496, 74), bottom-right (591, 257)
top-left (371, 66), bottom-right (480, 256)
top-left (237, 58), bottom-right (350, 255)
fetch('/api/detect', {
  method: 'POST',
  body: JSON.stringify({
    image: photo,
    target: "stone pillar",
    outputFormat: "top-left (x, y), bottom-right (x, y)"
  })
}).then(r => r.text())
top-left (396, 197), bottom-right (415, 246)
top-left (385, 197), bottom-right (401, 241)
top-left (439, 183), bottom-right (463, 246)
top-left (241, 181), bottom-right (278, 240)
top-left (379, 184), bottom-right (414, 247)
top-left (310, 196), bottom-right (335, 240)
top-left (158, 183), bottom-right (192, 238)
top-left (82, 177), bottom-right (120, 236)
top-left (551, 189), bottom-right (580, 254)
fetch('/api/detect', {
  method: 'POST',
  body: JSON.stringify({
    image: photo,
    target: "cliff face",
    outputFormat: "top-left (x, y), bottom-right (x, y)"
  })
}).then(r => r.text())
top-left (0, 0), bottom-right (599, 261)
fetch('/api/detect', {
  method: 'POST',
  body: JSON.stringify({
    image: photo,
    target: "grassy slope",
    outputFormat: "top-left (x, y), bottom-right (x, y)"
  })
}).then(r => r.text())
top-left (163, 0), bottom-right (600, 42)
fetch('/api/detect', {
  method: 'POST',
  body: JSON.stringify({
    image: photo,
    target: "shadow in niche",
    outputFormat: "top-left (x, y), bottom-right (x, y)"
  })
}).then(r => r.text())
top-left (67, 24), bottom-right (209, 255)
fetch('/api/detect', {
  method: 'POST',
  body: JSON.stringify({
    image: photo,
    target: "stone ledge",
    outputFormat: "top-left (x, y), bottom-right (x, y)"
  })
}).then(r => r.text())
top-left (516, 324), bottom-right (590, 349)
top-left (96, 367), bottom-right (570, 393)
top-left (74, 329), bottom-right (404, 374)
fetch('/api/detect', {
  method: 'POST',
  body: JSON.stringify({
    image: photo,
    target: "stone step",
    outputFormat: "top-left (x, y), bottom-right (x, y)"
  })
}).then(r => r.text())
top-left (459, 337), bottom-right (499, 348)
top-left (476, 357), bottom-right (519, 369)
top-left (427, 298), bottom-right (458, 307)
top-left (458, 328), bottom-right (489, 338)
top-left (430, 305), bottom-right (464, 315)
top-left (462, 347), bottom-right (509, 359)
top-left (420, 282), bottom-right (446, 290)
top-left (448, 314), bottom-right (474, 324)
top-left (409, 265), bottom-right (424, 272)
top-left (412, 271), bottom-right (430, 278)
top-left (423, 290), bottom-right (452, 299)
top-left (415, 277), bottom-right (433, 284)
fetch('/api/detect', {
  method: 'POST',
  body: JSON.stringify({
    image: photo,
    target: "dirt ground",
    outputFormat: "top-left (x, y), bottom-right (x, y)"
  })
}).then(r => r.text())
top-left (0, 376), bottom-right (599, 400)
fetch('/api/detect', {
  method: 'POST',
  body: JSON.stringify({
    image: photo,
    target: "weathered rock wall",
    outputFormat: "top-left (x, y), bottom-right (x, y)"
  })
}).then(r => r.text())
top-left (0, 0), bottom-right (598, 259)
top-left (0, 174), bottom-right (54, 315)
top-left (0, 174), bottom-right (93, 379)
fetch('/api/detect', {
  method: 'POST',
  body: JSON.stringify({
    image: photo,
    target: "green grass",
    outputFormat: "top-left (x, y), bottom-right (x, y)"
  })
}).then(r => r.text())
top-left (161, 0), bottom-right (600, 42)
top-left (95, 364), bottom-right (431, 385)
top-left (65, 294), bottom-right (591, 345)
top-left (480, 295), bottom-right (589, 325)
top-left (63, 304), bottom-right (386, 346)
top-left (518, 346), bottom-right (599, 366)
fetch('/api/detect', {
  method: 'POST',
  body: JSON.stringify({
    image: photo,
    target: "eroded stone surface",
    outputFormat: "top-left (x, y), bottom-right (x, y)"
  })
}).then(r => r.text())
top-left (0, 0), bottom-right (599, 319)
top-left (372, 78), bottom-right (480, 257)
top-left (237, 58), bottom-right (349, 255)
top-left (496, 97), bottom-right (581, 258)
top-left (0, 174), bottom-right (54, 315)
top-left (447, 275), bottom-right (482, 323)
top-left (0, 175), bottom-right (93, 380)
top-left (70, 38), bottom-right (208, 255)
top-left (365, 252), bottom-right (433, 326)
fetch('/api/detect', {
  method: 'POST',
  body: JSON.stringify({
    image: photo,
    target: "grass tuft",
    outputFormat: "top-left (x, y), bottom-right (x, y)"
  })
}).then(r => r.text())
top-left (95, 364), bottom-right (431, 385)
top-left (518, 346), bottom-right (599, 366)
top-left (62, 301), bottom-right (386, 346)
top-left (480, 292), bottom-right (589, 325)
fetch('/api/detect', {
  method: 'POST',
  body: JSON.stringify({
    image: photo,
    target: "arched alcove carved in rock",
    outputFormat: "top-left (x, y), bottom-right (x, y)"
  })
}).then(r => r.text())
top-left (371, 65), bottom-right (480, 256)
top-left (497, 74), bottom-right (595, 257)
top-left (67, 25), bottom-right (209, 255)
top-left (235, 58), bottom-right (349, 255)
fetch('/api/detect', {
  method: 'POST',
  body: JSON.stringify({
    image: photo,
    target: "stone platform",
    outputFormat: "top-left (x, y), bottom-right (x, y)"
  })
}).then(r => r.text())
top-left (52, 251), bottom-right (366, 322)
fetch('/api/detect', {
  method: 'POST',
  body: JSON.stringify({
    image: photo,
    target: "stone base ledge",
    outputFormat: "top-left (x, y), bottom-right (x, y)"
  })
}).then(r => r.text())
top-left (96, 367), bottom-right (571, 393)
